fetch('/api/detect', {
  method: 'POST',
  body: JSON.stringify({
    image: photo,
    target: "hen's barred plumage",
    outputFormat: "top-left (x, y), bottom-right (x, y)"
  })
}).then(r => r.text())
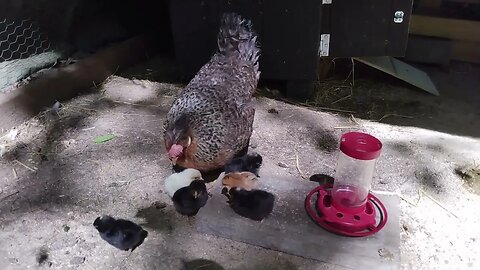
top-left (164, 13), bottom-right (260, 171)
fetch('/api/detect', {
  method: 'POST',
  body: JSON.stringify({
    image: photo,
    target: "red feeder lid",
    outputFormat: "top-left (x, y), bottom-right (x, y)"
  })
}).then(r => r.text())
top-left (340, 132), bottom-right (382, 160)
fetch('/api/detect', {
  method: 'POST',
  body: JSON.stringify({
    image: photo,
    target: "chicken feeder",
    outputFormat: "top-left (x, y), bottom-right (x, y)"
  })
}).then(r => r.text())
top-left (305, 132), bottom-right (387, 237)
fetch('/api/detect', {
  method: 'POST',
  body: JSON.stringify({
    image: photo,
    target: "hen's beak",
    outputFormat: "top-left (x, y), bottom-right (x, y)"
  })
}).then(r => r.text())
top-left (193, 191), bottom-right (198, 199)
top-left (170, 157), bottom-right (178, 166)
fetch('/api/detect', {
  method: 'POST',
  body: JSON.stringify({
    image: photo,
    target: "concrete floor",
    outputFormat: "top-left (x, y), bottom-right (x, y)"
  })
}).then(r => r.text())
top-left (0, 58), bottom-right (479, 270)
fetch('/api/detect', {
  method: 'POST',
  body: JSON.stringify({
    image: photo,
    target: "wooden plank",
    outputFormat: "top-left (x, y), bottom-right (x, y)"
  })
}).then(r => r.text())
top-left (0, 34), bottom-right (160, 131)
top-left (416, 0), bottom-right (442, 8)
top-left (451, 40), bottom-right (480, 64)
top-left (196, 174), bottom-right (401, 270)
top-left (445, 0), bottom-right (480, 4)
top-left (404, 35), bottom-right (451, 65)
top-left (354, 56), bottom-right (440, 96)
top-left (410, 15), bottom-right (480, 43)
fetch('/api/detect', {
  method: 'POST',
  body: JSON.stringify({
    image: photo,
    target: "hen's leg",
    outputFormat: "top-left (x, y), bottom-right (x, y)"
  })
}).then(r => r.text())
top-left (200, 168), bottom-right (224, 183)
top-left (172, 164), bottom-right (186, 173)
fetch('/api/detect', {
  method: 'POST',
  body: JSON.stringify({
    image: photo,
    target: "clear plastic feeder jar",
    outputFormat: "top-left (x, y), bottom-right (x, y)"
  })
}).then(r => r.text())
top-left (332, 132), bottom-right (382, 210)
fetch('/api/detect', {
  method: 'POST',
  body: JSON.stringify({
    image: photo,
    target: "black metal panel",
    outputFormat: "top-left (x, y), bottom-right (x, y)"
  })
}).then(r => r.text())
top-left (262, 0), bottom-right (321, 80)
top-left (169, 0), bottom-right (321, 82)
top-left (322, 0), bottom-right (413, 57)
top-left (169, 0), bottom-right (216, 80)
top-left (0, 0), bottom-right (171, 57)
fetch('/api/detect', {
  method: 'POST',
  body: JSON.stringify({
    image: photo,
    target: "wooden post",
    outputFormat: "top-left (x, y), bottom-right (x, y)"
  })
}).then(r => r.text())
top-left (0, 34), bottom-right (160, 131)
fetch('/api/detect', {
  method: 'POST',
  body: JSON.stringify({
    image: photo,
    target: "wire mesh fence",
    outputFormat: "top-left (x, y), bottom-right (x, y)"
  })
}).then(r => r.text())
top-left (0, 18), bottom-right (52, 62)
top-left (0, 0), bottom-right (164, 92)
top-left (0, 0), bottom-right (82, 91)
top-left (0, 16), bottom-right (60, 92)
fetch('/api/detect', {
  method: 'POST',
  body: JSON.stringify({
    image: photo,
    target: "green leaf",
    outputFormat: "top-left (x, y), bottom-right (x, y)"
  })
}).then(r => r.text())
top-left (94, 134), bottom-right (115, 144)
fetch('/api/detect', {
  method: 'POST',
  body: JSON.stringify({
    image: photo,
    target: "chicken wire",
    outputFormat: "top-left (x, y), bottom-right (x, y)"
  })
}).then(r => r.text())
top-left (0, 18), bottom-right (52, 62)
top-left (0, 0), bottom-right (119, 92)
top-left (0, 0), bottom-right (166, 92)
top-left (0, 14), bottom-right (62, 92)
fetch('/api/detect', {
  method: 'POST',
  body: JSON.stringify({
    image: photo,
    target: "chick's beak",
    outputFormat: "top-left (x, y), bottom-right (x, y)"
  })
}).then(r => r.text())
top-left (193, 191), bottom-right (198, 198)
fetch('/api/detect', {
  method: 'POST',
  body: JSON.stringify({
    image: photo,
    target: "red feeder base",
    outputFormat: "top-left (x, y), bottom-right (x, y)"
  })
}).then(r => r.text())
top-left (305, 184), bottom-right (388, 237)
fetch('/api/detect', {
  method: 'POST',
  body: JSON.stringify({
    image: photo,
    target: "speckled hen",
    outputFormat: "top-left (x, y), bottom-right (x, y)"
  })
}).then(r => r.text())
top-left (164, 13), bottom-right (260, 172)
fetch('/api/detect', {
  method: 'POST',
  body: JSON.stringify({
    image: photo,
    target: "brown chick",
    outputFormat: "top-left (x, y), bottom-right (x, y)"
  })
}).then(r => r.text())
top-left (222, 172), bottom-right (258, 191)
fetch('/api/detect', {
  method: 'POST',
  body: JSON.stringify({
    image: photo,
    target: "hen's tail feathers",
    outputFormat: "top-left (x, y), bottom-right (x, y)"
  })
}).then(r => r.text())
top-left (217, 13), bottom-right (260, 75)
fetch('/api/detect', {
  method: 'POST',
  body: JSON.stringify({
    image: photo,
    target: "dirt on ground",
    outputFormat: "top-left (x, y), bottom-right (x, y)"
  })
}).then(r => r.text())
top-left (0, 56), bottom-right (479, 270)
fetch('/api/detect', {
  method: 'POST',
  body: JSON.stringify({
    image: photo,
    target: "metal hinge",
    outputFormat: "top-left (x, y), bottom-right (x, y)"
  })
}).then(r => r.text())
top-left (322, 0), bottom-right (332, 4)
top-left (319, 34), bottom-right (330, 57)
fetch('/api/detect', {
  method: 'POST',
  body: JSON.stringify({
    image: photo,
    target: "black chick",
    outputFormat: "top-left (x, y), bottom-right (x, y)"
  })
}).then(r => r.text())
top-left (309, 174), bottom-right (334, 185)
top-left (93, 215), bottom-right (148, 252)
top-left (172, 180), bottom-right (209, 217)
top-left (221, 187), bottom-right (275, 221)
top-left (225, 153), bottom-right (263, 177)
